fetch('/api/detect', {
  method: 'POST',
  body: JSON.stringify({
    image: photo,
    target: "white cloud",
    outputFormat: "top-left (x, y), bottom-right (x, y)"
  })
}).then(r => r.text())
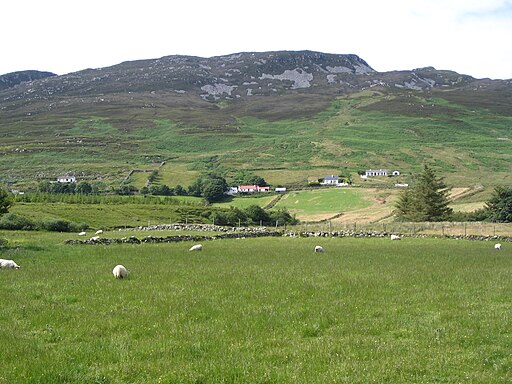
top-left (1, 0), bottom-right (511, 78)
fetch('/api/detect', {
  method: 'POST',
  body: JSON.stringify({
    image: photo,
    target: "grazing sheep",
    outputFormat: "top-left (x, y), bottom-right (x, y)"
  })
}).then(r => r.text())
top-left (112, 265), bottom-right (128, 279)
top-left (495, 243), bottom-right (502, 250)
top-left (90, 236), bottom-right (100, 241)
top-left (189, 244), bottom-right (203, 251)
top-left (78, 231), bottom-right (86, 236)
top-left (390, 234), bottom-right (401, 241)
top-left (95, 229), bottom-right (103, 235)
top-left (0, 259), bottom-right (20, 269)
top-left (314, 245), bottom-right (324, 253)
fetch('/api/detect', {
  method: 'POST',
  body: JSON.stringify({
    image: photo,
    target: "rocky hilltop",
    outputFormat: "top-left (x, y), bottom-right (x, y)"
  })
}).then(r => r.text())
top-left (0, 70), bottom-right (56, 91)
top-left (0, 51), bottom-right (479, 102)
top-left (3, 50), bottom-right (504, 123)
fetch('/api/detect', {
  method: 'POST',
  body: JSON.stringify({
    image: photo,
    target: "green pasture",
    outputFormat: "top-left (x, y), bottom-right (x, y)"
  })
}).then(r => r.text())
top-left (274, 188), bottom-right (372, 215)
top-left (10, 202), bottom-right (213, 229)
top-left (0, 234), bottom-right (511, 383)
top-left (1, 92), bottom-right (511, 188)
top-left (213, 194), bottom-right (276, 209)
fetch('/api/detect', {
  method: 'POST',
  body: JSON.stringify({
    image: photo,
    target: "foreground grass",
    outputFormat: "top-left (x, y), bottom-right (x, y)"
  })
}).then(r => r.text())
top-left (0, 234), bottom-right (511, 383)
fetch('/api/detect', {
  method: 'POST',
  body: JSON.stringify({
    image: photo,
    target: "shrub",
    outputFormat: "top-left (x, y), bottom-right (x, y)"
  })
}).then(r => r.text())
top-left (40, 219), bottom-right (76, 232)
top-left (0, 213), bottom-right (36, 230)
top-left (0, 238), bottom-right (7, 248)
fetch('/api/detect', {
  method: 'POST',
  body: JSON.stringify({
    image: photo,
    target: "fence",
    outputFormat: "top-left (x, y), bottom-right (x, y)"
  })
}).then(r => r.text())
top-left (289, 221), bottom-right (512, 237)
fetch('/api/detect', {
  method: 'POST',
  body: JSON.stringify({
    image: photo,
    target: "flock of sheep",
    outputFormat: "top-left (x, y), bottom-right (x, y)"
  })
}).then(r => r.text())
top-left (0, 235), bottom-right (505, 275)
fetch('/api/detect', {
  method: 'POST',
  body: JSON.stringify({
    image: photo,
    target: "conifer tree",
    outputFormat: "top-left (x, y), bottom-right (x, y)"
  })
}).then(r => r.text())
top-left (485, 186), bottom-right (512, 222)
top-left (395, 165), bottom-right (452, 221)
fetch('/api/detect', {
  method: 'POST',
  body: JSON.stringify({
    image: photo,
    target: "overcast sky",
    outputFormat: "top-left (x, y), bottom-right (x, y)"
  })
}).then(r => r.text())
top-left (2, 0), bottom-right (511, 79)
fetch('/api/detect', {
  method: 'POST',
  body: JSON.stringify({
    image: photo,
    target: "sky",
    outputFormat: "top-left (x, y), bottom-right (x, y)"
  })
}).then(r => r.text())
top-left (2, 0), bottom-right (511, 79)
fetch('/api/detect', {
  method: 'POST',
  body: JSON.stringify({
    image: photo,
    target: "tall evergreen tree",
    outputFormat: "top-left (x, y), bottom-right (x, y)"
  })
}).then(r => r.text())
top-left (395, 165), bottom-right (452, 221)
top-left (485, 186), bottom-right (512, 223)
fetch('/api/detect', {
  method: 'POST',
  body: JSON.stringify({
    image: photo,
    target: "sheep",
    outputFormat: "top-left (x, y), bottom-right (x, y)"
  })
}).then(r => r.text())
top-left (0, 259), bottom-right (20, 269)
top-left (495, 243), bottom-right (502, 251)
top-left (112, 265), bottom-right (128, 279)
top-left (314, 245), bottom-right (324, 253)
top-left (78, 231), bottom-right (86, 236)
top-left (95, 229), bottom-right (103, 235)
top-left (90, 236), bottom-right (100, 241)
top-left (390, 234), bottom-right (401, 241)
top-left (189, 244), bottom-right (203, 251)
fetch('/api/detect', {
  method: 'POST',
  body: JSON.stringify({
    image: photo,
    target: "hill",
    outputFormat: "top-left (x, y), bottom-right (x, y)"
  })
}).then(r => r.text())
top-left (0, 51), bottom-right (510, 189)
top-left (0, 70), bottom-right (56, 91)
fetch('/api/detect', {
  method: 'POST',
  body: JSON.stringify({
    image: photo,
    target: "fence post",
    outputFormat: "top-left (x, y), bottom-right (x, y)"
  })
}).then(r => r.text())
top-left (464, 222), bottom-right (467, 236)
top-left (275, 220), bottom-right (278, 228)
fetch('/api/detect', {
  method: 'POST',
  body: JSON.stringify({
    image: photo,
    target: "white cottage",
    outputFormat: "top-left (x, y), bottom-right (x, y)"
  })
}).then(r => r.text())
top-left (364, 169), bottom-right (388, 177)
top-left (57, 176), bottom-right (76, 183)
top-left (321, 175), bottom-right (339, 185)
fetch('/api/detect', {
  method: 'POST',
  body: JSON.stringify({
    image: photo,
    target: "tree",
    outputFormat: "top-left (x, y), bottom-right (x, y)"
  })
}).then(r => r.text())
top-left (37, 180), bottom-right (52, 193)
top-left (116, 185), bottom-right (137, 195)
top-left (245, 205), bottom-right (270, 224)
top-left (76, 181), bottom-right (93, 194)
top-left (268, 208), bottom-right (299, 226)
top-left (174, 185), bottom-right (186, 196)
top-left (189, 174), bottom-right (228, 202)
top-left (485, 186), bottom-right (512, 222)
top-left (395, 165), bottom-right (452, 221)
top-left (201, 179), bottom-right (227, 202)
top-left (233, 171), bottom-right (268, 187)
top-left (0, 188), bottom-right (12, 215)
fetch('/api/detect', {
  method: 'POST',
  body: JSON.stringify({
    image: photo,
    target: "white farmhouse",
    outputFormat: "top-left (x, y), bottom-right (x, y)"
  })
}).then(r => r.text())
top-left (364, 169), bottom-right (388, 177)
top-left (321, 175), bottom-right (339, 185)
top-left (57, 176), bottom-right (76, 183)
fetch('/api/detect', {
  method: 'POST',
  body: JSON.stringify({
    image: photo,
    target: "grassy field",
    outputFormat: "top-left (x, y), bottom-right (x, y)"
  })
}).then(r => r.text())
top-left (10, 202), bottom-right (216, 229)
top-left (213, 194), bottom-right (277, 210)
top-left (0, 233), bottom-right (511, 383)
top-left (273, 188), bottom-right (380, 221)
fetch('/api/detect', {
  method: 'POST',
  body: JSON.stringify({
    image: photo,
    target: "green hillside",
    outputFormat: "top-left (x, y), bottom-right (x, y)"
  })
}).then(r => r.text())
top-left (1, 89), bottom-right (510, 189)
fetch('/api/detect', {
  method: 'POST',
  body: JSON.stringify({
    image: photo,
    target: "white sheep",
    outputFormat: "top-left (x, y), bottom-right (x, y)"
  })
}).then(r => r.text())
top-left (90, 236), bottom-right (100, 241)
top-left (314, 245), bottom-right (324, 253)
top-left (112, 264), bottom-right (128, 279)
top-left (78, 231), bottom-right (86, 236)
top-left (95, 229), bottom-right (103, 235)
top-left (0, 259), bottom-right (20, 269)
top-left (495, 243), bottom-right (502, 250)
top-left (390, 234), bottom-right (401, 241)
top-left (189, 244), bottom-right (203, 251)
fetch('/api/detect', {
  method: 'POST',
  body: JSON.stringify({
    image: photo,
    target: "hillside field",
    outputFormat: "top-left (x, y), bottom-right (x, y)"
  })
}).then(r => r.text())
top-left (0, 232), bottom-right (511, 383)
top-left (1, 91), bottom-right (511, 190)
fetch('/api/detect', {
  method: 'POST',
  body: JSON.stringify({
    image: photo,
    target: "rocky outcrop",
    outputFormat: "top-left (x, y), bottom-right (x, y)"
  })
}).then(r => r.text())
top-left (0, 70), bottom-right (56, 91)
